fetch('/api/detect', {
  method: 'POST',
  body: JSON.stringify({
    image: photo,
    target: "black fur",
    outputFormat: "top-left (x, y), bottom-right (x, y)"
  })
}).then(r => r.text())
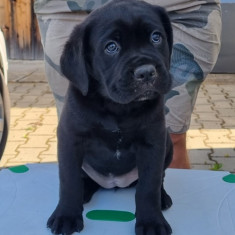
top-left (47, 0), bottom-right (173, 234)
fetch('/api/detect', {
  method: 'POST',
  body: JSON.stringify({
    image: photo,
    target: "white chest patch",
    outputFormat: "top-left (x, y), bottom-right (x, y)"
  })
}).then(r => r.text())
top-left (114, 149), bottom-right (121, 160)
top-left (82, 162), bottom-right (138, 189)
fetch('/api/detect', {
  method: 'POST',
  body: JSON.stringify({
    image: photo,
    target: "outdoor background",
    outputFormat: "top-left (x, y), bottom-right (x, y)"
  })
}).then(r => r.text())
top-left (0, 0), bottom-right (234, 172)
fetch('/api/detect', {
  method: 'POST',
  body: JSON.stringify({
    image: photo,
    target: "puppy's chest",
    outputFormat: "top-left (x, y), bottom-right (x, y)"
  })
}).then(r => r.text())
top-left (82, 128), bottom-right (140, 189)
top-left (83, 128), bottom-right (139, 175)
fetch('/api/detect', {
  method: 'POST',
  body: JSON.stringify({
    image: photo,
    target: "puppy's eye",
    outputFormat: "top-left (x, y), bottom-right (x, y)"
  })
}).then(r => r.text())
top-left (151, 31), bottom-right (162, 44)
top-left (105, 41), bottom-right (120, 54)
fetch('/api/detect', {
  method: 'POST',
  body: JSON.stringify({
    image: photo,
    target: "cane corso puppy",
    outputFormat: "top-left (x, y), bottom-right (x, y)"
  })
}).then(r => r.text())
top-left (47, 0), bottom-right (173, 234)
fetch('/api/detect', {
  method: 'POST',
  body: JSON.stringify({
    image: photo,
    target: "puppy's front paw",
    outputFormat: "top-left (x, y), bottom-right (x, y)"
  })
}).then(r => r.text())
top-left (135, 215), bottom-right (172, 235)
top-left (47, 207), bottom-right (83, 235)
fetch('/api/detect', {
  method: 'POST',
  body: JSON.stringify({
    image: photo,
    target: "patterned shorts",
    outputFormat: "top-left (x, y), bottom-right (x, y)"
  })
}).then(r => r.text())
top-left (36, 3), bottom-right (221, 134)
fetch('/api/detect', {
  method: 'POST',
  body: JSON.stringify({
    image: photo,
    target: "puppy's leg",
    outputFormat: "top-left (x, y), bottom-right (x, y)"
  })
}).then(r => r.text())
top-left (161, 171), bottom-right (172, 211)
top-left (164, 132), bottom-right (173, 169)
top-left (82, 170), bottom-right (100, 204)
top-left (47, 132), bottom-right (85, 235)
top-left (161, 184), bottom-right (172, 211)
top-left (135, 136), bottom-right (172, 235)
top-left (162, 133), bottom-right (173, 210)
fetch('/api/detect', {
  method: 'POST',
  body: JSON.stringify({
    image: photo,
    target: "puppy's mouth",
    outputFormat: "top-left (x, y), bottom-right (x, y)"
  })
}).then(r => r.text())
top-left (135, 90), bottom-right (157, 102)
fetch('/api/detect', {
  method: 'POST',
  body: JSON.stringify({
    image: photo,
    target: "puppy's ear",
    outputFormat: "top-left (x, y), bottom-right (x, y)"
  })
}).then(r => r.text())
top-left (157, 7), bottom-right (173, 57)
top-left (60, 24), bottom-right (89, 96)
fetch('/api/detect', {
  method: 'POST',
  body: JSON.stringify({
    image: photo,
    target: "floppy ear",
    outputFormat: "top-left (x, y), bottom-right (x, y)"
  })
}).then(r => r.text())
top-left (60, 24), bottom-right (89, 96)
top-left (156, 7), bottom-right (173, 57)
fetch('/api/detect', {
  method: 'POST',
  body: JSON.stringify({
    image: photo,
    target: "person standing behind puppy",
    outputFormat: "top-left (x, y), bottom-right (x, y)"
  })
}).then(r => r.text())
top-left (34, 0), bottom-right (221, 169)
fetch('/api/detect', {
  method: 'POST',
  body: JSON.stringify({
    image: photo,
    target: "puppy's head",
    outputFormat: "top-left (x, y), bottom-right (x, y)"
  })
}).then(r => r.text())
top-left (61, 0), bottom-right (173, 103)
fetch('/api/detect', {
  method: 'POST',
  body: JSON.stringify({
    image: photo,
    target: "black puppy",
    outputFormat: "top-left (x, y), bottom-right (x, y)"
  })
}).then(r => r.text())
top-left (47, 0), bottom-right (173, 234)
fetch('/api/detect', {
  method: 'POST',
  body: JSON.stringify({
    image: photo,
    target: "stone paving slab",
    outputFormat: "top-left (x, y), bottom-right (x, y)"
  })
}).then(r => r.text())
top-left (0, 60), bottom-right (234, 172)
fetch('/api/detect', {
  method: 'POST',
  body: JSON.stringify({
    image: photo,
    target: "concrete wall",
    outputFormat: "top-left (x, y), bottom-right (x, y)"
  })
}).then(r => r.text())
top-left (213, 1), bottom-right (235, 73)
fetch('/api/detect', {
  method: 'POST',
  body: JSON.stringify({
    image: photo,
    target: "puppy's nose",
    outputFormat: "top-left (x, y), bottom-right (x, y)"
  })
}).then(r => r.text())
top-left (134, 64), bottom-right (157, 83)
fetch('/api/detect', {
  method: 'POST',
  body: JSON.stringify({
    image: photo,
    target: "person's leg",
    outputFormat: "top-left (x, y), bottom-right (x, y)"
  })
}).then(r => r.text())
top-left (36, 13), bottom-right (88, 117)
top-left (166, 4), bottom-right (222, 169)
top-left (169, 133), bottom-right (190, 169)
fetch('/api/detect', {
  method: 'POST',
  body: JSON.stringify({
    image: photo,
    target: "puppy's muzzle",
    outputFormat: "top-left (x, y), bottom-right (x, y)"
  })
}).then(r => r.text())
top-left (134, 64), bottom-right (157, 84)
top-left (133, 64), bottom-right (159, 101)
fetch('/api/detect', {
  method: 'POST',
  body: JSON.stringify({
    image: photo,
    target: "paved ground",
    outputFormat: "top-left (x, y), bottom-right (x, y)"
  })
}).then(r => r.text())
top-left (0, 60), bottom-right (234, 172)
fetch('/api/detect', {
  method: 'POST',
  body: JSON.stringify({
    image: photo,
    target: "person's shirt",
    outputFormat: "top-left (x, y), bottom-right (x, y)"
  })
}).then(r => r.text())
top-left (34, 0), bottom-right (220, 14)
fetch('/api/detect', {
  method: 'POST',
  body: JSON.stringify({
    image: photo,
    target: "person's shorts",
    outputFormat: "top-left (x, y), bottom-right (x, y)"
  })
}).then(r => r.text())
top-left (36, 3), bottom-right (221, 134)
